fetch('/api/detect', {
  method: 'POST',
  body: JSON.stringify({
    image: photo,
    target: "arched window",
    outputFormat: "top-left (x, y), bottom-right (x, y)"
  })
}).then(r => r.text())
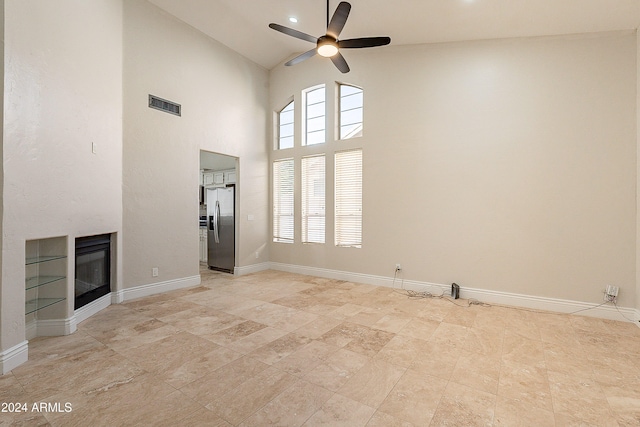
top-left (277, 100), bottom-right (294, 149)
top-left (303, 85), bottom-right (326, 146)
top-left (339, 84), bottom-right (363, 140)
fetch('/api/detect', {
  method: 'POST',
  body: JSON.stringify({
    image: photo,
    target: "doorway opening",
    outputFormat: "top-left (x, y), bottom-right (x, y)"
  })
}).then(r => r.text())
top-left (199, 150), bottom-right (238, 273)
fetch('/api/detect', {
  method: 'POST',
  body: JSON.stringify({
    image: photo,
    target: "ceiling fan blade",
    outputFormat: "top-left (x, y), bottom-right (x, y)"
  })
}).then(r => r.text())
top-left (269, 23), bottom-right (317, 44)
top-left (330, 52), bottom-right (350, 73)
top-left (326, 2), bottom-right (351, 39)
top-left (285, 49), bottom-right (317, 66)
top-left (338, 36), bottom-right (391, 49)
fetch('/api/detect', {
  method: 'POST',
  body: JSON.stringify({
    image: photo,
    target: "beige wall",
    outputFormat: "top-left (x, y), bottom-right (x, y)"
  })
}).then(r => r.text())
top-left (637, 28), bottom-right (640, 316)
top-left (270, 31), bottom-right (637, 307)
top-left (0, 0), bottom-right (4, 348)
top-left (1, 0), bottom-right (123, 350)
top-left (122, 0), bottom-right (269, 288)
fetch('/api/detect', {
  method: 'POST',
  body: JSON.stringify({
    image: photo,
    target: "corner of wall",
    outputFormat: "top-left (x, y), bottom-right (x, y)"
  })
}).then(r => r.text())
top-left (0, 0), bottom-right (6, 354)
top-left (636, 28), bottom-right (640, 320)
top-left (0, 341), bottom-right (27, 375)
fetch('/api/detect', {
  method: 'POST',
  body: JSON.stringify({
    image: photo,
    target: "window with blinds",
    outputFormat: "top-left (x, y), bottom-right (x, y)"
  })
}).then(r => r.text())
top-left (302, 155), bottom-right (325, 244)
top-left (278, 101), bottom-right (294, 149)
top-left (339, 84), bottom-right (363, 140)
top-left (273, 159), bottom-right (294, 243)
top-left (304, 85), bottom-right (325, 146)
top-left (335, 149), bottom-right (362, 248)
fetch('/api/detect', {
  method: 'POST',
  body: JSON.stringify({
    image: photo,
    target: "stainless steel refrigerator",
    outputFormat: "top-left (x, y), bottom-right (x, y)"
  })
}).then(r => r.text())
top-left (206, 186), bottom-right (235, 273)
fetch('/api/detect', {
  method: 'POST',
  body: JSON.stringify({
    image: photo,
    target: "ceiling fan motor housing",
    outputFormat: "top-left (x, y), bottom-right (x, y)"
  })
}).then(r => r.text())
top-left (317, 35), bottom-right (339, 57)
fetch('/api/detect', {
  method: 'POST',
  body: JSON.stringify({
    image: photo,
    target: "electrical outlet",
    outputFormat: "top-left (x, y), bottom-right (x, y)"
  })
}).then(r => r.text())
top-left (395, 263), bottom-right (401, 271)
top-left (604, 285), bottom-right (619, 302)
top-left (152, 267), bottom-right (159, 277)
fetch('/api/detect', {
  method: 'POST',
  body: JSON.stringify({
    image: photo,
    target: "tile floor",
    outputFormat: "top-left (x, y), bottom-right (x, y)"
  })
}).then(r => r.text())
top-left (3, 269), bottom-right (640, 426)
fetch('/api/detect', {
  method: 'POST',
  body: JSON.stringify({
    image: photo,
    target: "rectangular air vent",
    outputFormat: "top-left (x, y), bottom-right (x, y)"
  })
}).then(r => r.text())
top-left (149, 95), bottom-right (181, 116)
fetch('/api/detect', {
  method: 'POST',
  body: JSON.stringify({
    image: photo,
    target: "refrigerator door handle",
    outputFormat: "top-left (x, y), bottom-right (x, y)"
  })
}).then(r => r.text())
top-left (214, 200), bottom-right (220, 243)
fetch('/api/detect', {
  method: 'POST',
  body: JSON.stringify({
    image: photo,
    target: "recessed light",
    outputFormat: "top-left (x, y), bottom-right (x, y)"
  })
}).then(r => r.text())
top-left (289, 17), bottom-right (298, 23)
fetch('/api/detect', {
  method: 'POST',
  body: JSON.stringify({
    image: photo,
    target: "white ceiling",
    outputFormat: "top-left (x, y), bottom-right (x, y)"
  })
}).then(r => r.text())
top-left (148, 0), bottom-right (640, 70)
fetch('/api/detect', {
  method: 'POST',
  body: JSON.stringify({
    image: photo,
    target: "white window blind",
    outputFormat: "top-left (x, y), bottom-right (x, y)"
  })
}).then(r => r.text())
top-left (302, 155), bottom-right (325, 244)
top-left (273, 159), bottom-right (294, 243)
top-left (278, 101), bottom-right (294, 149)
top-left (304, 86), bottom-right (325, 146)
top-left (339, 84), bottom-right (363, 140)
top-left (335, 149), bottom-right (362, 248)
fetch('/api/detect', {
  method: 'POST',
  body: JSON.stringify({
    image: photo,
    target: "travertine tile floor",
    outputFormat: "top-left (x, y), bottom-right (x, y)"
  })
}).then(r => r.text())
top-left (3, 269), bottom-right (640, 426)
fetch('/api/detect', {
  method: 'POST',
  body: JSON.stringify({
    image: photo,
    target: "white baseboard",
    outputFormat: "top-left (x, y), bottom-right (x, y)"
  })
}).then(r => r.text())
top-left (36, 317), bottom-right (76, 337)
top-left (75, 274), bottom-right (204, 320)
top-left (269, 262), bottom-right (639, 323)
top-left (269, 262), bottom-right (395, 287)
top-left (25, 319), bottom-right (37, 341)
top-left (235, 262), bottom-right (271, 276)
top-left (75, 293), bottom-right (112, 325)
top-left (112, 290), bottom-right (125, 304)
top-left (26, 316), bottom-right (76, 340)
top-left (1, 341), bottom-right (28, 375)
top-left (122, 275), bottom-right (201, 302)
top-left (459, 284), bottom-right (637, 322)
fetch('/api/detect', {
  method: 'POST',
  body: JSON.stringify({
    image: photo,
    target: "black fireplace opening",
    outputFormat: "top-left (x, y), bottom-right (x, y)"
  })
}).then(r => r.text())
top-left (75, 234), bottom-right (111, 310)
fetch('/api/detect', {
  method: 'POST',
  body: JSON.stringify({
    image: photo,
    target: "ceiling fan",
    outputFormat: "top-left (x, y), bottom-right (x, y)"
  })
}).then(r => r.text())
top-left (268, 1), bottom-right (391, 73)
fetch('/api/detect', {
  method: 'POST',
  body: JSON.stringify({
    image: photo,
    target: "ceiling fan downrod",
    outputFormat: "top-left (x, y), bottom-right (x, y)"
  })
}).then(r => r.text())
top-left (326, 0), bottom-right (330, 29)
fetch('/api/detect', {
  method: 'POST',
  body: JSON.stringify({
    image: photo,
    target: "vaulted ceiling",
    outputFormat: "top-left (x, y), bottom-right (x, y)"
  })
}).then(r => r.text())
top-left (148, 0), bottom-right (640, 70)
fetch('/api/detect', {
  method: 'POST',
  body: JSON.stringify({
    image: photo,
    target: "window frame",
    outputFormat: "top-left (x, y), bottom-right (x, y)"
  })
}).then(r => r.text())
top-left (303, 85), bottom-right (326, 146)
top-left (338, 83), bottom-right (363, 140)
top-left (277, 99), bottom-right (295, 150)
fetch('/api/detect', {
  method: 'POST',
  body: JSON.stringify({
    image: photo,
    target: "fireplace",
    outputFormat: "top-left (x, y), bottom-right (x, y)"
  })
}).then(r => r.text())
top-left (75, 234), bottom-right (111, 309)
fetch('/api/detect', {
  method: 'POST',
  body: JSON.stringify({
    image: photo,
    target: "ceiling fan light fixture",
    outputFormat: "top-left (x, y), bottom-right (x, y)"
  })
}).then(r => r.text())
top-left (317, 37), bottom-right (339, 57)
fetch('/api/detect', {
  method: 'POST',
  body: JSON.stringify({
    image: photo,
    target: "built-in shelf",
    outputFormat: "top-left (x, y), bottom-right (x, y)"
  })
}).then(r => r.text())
top-left (25, 238), bottom-right (67, 319)
top-left (25, 297), bottom-right (67, 315)
top-left (25, 255), bottom-right (66, 265)
top-left (25, 275), bottom-right (66, 290)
